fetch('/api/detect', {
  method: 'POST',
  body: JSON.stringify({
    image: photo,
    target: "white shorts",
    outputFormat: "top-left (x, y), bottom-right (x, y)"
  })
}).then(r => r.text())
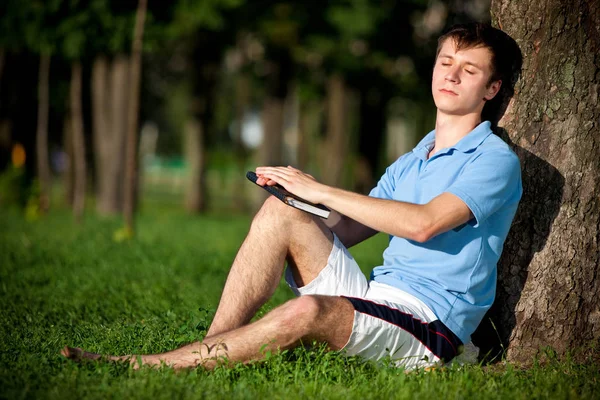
top-left (285, 233), bottom-right (463, 370)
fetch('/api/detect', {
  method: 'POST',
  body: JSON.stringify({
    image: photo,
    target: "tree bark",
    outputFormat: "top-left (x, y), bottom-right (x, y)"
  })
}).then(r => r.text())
top-left (322, 74), bottom-right (349, 188)
top-left (184, 118), bottom-right (206, 212)
top-left (482, 0), bottom-right (600, 364)
top-left (356, 86), bottom-right (389, 194)
top-left (92, 55), bottom-right (128, 215)
top-left (258, 52), bottom-right (293, 169)
top-left (123, 0), bottom-right (147, 234)
top-left (91, 56), bottom-right (108, 201)
top-left (0, 48), bottom-right (5, 93)
top-left (62, 113), bottom-right (74, 207)
top-left (233, 73), bottom-right (251, 212)
top-left (260, 97), bottom-right (285, 167)
top-left (36, 53), bottom-right (51, 213)
top-left (70, 61), bottom-right (86, 222)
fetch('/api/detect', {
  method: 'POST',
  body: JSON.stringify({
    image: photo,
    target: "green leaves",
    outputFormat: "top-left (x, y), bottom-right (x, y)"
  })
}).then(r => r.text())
top-left (326, 0), bottom-right (383, 39)
top-left (167, 0), bottom-right (243, 37)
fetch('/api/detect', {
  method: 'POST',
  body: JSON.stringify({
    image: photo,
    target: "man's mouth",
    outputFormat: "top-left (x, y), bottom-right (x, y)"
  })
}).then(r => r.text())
top-left (440, 89), bottom-right (458, 96)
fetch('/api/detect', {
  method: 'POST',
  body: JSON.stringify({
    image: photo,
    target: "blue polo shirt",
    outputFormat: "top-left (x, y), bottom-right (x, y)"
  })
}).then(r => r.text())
top-left (369, 121), bottom-right (522, 344)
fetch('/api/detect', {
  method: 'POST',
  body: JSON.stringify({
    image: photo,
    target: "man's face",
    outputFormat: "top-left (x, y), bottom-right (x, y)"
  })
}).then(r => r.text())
top-left (431, 39), bottom-right (501, 117)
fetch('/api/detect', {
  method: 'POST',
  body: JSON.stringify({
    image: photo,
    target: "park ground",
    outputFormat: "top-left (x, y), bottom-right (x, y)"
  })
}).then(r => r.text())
top-left (1, 205), bottom-right (599, 399)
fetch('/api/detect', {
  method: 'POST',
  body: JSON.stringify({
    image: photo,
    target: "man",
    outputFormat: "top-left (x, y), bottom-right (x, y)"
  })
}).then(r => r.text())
top-left (63, 23), bottom-right (523, 370)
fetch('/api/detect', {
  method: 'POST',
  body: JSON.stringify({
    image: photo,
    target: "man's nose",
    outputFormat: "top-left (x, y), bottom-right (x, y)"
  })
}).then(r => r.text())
top-left (445, 66), bottom-right (460, 83)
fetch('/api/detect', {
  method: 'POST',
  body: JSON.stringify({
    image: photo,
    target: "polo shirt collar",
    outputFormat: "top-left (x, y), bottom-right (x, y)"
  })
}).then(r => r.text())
top-left (412, 121), bottom-right (493, 161)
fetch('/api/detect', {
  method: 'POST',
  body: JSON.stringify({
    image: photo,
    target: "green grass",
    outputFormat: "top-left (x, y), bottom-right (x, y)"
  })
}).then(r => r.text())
top-left (1, 207), bottom-right (599, 399)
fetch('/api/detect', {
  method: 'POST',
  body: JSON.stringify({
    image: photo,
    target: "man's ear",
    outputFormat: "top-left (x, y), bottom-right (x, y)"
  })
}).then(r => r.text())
top-left (484, 80), bottom-right (502, 100)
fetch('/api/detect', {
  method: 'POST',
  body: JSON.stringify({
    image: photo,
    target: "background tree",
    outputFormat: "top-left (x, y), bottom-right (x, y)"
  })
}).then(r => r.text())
top-left (58, 1), bottom-right (95, 221)
top-left (26, 1), bottom-right (63, 214)
top-left (170, 0), bottom-right (242, 213)
top-left (0, 1), bottom-right (60, 211)
top-left (89, 0), bottom-right (135, 216)
top-left (474, 0), bottom-right (600, 363)
top-left (122, 0), bottom-right (147, 235)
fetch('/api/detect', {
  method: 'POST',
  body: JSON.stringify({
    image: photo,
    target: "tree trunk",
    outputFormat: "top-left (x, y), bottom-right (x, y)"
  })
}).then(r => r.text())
top-left (184, 118), bottom-right (206, 212)
top-left (62, 113), bottom-right (74, 207)
top-left (70, 61), bottom-right (86, 222)
top-left (123, 0), bottom-right (147, 235)
top-left (0, 48), bottom-right (5, 92)
top-left (322, 74), bottom-right (348, 187)
top-left (91, 56), bottom-right (107, 205)
top-left (92, 55), bottom-right (128, 215)
top-left (297, 99), bottom-right (324, 173)
top-left (258, 51), bottom-right (292, 168)
top-left (36, 53), bottom-right (51, 213)
top-left (481, 0), bottom-right (600, 364)
top-left (233, 73), bottom-right (251, 212)
top-left (356, 87), bottom-right (388, 194)
top-left (260, 97), bottom-right (284, 167)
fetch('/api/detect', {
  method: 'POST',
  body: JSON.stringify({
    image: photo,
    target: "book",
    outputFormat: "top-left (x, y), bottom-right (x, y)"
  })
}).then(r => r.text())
top-left (246, 171), bottom-right (331, 219)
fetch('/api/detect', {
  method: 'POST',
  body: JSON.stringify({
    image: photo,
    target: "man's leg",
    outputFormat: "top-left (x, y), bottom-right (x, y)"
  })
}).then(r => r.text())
top-left (206, 196), bottom-right (335, 337)
top-left (63, 295), bottom-right (355, 370)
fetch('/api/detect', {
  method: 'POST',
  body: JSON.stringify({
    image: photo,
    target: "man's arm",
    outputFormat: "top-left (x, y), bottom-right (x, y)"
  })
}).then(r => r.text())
top-left (323, 210), bottom-right (378, 248)
top-left (321, 189), bottom-right (472, 243)
top-left (256, 166), bottom-right (473, 243)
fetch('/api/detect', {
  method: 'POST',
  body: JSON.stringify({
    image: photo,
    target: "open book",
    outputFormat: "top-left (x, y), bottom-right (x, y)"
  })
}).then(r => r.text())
top-left (246, 171), bottom-right (331, 219)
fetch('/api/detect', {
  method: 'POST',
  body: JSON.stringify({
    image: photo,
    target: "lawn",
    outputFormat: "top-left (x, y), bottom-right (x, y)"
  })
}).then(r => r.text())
top-left (0, 207), bottom-right (598, 399)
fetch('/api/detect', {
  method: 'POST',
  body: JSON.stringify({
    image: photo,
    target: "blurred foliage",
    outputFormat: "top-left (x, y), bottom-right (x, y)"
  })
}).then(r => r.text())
top-left (0, 0), bottom-right (492, 203)
top-left (0, 166), bottom-right (26, 208)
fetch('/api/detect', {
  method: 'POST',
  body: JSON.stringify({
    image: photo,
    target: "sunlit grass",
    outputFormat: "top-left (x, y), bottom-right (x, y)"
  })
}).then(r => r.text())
top-left (0, 207), bottom-right (598, 399)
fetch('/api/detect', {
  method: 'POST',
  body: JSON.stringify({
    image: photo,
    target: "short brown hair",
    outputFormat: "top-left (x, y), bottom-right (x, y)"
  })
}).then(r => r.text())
top-left (437, 23), bottom-right (523, 124)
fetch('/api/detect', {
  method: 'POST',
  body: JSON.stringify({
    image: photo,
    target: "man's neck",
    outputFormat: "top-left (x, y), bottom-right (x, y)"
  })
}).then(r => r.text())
top-left (429, 112), bottom-right (482, 158)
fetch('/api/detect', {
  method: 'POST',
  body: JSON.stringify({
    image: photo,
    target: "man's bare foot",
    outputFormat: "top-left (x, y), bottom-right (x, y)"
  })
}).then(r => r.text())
top-left (61, 346), bottom-right (102, 362)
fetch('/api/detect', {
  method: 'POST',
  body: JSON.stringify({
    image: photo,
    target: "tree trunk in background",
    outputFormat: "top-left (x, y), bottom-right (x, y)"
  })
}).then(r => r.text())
top-left (70, 62), bottom-right (86, 222)
top-left (260, 97), bottom-right (284, 166)
top-left (92, 55), bottom-right (128, 215)
top-left (91, 56), bottom-right (109, 213)
top-left (123, 0), bottom-right (147, 234)
top-left (35, 53), bottom-right (51, 213)
top-left (356, 86), bottom-right (388, 194)
top-left (109, 56), bottom-right (129, 209)
top-left (322, 74), bottom-right (348, 187)
top-left (259, 51), bottom-right (292, 168)
top-left (184, 118), bottom-right (206, 212)
top-left (253, 53), bottom-right (292, 209)
top-left (0, 48), bottom-right (4, 84)
top-left (234, 73), bottom-right (250, 156)
top-left (233, 72), bottom-right (251, 212)
top-left (62, 114), bottom-right (73, 206)
top-left (185, 42), bottom-right (219, 214)
top-left (476, 0), bottom-right (600, 364)
top-left (296, 101), bottom-right (310, 172)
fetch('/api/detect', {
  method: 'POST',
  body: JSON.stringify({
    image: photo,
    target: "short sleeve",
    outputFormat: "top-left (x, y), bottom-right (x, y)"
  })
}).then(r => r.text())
top-left (368, 155), bottom-right (407, 200)
top-left (445, 150), bottom-right (522, 227)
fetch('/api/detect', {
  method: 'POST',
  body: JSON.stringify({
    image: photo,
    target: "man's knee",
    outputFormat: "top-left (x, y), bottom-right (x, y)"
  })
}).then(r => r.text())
top-left (253, 195), bottom-right (313, 228)
top-left (277, 296), bottom-right (354, 348)
top-left (278, 296), bottom-right (322, 334)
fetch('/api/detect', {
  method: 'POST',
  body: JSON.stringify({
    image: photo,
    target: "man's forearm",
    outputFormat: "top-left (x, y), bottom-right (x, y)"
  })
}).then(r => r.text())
top-left (321, 186), bottom-right (430, 242)
top-left (323, 210), bottom-right (378, 248)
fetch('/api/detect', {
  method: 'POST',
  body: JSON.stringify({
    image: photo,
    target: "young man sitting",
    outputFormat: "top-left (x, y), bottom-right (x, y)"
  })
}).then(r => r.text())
top-left (63, 22), bottom-right (523, 370)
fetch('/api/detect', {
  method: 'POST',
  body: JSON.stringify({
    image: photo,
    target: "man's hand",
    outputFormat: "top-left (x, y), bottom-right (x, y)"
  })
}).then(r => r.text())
top-left (255, 166), bottom-right (329, 204)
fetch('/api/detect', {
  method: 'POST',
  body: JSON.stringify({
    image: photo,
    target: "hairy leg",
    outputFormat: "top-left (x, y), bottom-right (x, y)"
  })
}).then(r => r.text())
top-left (62, 295), bottom-right (355, 370)
top-left (206, 196), bottom-right (335, 337)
